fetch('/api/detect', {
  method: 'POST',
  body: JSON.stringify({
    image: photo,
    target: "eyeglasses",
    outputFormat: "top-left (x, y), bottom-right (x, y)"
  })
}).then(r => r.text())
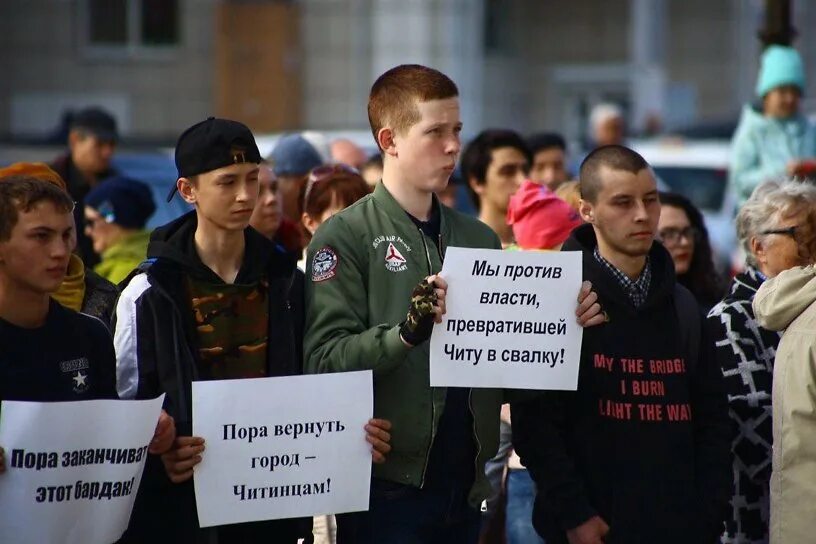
top-left (303, 163), bottom-right (360, 209)
top-left (760, 225), bottom-right (816, 262)
top-left (759, 226), bottom-right (798, 239)
top-left (657, 226), bottom-right (699, 245)
top-left (760, 225), bottom-right (815, 252)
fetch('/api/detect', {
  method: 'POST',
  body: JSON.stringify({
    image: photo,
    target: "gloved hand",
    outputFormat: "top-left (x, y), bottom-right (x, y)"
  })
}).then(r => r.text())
top-left (399, 278), bottom-right (439, 347)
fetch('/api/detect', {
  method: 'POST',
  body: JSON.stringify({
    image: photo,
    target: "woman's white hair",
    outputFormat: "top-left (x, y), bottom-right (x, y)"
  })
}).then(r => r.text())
top-left (589, 103), bottom-right (623, 134)
top-left (737, 179), bottom-right (816, 268)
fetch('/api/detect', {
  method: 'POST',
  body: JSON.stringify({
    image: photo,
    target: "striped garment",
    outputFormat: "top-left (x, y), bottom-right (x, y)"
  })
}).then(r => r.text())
top-left (707, 267), bottom-right (780, 544)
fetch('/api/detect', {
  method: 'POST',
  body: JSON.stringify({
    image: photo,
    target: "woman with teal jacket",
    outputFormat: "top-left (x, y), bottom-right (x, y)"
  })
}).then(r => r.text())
top-left (731, 45), bottom-right (816, 208)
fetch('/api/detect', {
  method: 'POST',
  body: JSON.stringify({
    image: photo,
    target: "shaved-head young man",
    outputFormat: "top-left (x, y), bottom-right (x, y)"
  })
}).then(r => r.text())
top-left (512, 145), bottom-right (731, 544)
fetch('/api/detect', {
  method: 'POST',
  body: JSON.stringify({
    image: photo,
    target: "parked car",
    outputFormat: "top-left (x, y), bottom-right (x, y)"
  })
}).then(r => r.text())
top-left (630, 139), bottom-right (736, 273)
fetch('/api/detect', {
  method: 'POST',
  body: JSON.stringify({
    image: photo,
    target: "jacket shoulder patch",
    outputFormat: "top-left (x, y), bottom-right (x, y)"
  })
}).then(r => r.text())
top-left (312, 247), bottom-right (339, 282)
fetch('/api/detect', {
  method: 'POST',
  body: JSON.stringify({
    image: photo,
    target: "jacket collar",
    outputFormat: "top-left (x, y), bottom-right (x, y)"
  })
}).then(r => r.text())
top-left (372, 181), bottom-right (451, 239)
top-left (563, 223), bottom-right (676, 312)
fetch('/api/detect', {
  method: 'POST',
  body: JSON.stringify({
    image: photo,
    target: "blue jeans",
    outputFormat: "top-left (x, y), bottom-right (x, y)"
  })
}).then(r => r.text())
top-left (505, 469), bottom-right (545, 544)
top-left (336, 478), bottom-right (481, 544)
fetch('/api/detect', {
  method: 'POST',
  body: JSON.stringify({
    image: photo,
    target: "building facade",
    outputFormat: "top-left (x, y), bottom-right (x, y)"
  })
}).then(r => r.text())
top-left (2, 0), bottom-right (815, 143)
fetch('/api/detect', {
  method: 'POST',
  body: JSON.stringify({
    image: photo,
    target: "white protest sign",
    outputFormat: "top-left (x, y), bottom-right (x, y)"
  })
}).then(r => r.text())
top-left (430, 247), bottom-right (583, 390)
top-left (192, 371), bottom-right (373, 528)
top-left (0, 395), bottom-right (165, 544)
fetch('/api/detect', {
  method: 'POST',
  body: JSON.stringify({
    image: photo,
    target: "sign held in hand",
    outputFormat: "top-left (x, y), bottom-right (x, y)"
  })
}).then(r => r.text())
top-left (430, 248), bottom-right (583, 390)
top-left (192, 371), bottom-right (373, 528)
top-left (0, 395), bottom-right (165, 544)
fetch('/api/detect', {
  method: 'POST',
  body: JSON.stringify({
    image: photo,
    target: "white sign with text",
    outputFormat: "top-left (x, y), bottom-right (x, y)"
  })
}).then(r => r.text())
top-left (0, 395), bottom-right (165, 544)
top-left (192, 371), bottom-right (373, 528)
top-left (430, 248), bottom-right (583, 390)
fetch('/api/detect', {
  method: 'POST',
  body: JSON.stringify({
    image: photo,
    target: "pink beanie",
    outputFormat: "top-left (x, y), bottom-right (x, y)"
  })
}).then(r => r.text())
top-left (507, 180), bottom-right (583, 250)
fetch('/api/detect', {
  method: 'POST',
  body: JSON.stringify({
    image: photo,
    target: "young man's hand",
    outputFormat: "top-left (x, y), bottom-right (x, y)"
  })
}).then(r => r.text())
top-left (161, 436), bottom-right (205, 484)
top-left (576, 281), bottom-right (605, 327)
top-left (567, 515), bottom-right (609, 544)
top-left (365, 418), bottom-right (392, 464)
top-left (399, 275), bottom-right (448, 346)
top-left (149, 410), bottom-right (176, 455)
top-left (0, 446), bottom-right (5, 474)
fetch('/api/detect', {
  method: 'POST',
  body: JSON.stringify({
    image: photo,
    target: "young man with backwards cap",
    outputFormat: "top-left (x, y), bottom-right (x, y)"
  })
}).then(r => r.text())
top-left (114, 117), bottom-right (391, 542)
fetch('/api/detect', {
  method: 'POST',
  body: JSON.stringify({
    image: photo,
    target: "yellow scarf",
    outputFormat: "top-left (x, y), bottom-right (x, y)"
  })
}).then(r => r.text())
top-left (51, 254), bottom-right (86, 311)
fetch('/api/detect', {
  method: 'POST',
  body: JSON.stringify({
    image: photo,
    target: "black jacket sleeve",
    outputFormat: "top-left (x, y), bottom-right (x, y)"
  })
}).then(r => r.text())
top-left (693, 318), bottom-right (734, 539)
top-left (290, 269), bottom-right (306, 373)
top-left (511, 391), bottom-right (597, 532)
top-left (86, 316), bottom-right (119, 400)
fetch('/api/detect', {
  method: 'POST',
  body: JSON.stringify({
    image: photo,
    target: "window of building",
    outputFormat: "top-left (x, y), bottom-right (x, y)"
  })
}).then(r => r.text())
top-left (85, 0), bottom-right (179, 56)
top-left (484, 0), bottom-right (516, 55)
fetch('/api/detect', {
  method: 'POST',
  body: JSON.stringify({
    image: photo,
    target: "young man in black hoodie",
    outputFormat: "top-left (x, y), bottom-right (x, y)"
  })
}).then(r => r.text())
top-left (114, 118), bottom-right (391, 543)
top-left (511, 145), bottom-right (731, 544)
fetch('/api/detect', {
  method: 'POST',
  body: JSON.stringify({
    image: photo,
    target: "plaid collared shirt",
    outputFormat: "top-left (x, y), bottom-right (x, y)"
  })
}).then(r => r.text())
top-left (593, 247), bottom-right (652, 308)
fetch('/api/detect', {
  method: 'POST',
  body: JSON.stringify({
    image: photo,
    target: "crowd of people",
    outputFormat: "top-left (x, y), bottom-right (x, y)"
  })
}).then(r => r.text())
top-left (1, 43), bottom-right (816, 544)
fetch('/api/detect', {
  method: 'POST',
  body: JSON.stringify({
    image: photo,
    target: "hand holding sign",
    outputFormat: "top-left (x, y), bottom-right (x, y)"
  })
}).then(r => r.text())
top-left (576, 281), bottom-right (604, 327)
top-left (399, 275), bottom-right (448, 347)
top-left (161, 436), bottom-right (205, 484)
top-left (365, 418), bottom-right (392, 464)
top-left (148, 410), bottom-right (176, 455)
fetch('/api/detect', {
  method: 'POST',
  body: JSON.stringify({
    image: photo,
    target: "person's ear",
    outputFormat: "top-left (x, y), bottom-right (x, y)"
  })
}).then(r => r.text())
top-left (68, 130), bottom-right (83, 150)
top-left (579, 199), bottom-right (594, 223)
top-left (468, 177), bottom-right (485, 197)
top-left (302, 212), bottom-right (320, 236)
top-left (751, 236), bottom-right (766, 265)
top-left (377, 128), bottom-right (397, 158)
top-left (178, 177), bottom-right (197, 205)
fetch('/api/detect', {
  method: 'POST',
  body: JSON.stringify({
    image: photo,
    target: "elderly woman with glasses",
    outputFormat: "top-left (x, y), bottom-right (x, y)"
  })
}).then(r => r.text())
top-left (657, 192), bottom-right (725, 313)
top-left (707, 179), bottom-right (816, 544)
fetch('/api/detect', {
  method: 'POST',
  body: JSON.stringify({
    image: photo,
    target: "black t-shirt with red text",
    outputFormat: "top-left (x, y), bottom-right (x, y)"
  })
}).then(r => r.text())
top-left (512, 224), bottom-right (731, 544)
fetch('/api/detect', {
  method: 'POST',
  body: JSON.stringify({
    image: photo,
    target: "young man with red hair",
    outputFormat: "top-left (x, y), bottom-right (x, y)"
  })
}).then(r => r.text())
top-left (304, 64), bottom-right (603, 543)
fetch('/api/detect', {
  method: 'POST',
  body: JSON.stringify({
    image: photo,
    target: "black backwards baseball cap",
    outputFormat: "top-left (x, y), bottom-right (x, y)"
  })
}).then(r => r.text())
top-left (167, 117), bottom-right (262, 201)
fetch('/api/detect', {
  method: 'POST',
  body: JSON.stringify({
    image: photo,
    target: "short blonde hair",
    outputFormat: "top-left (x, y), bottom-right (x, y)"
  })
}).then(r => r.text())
top-left (554, 180), bottom-right (581, 213)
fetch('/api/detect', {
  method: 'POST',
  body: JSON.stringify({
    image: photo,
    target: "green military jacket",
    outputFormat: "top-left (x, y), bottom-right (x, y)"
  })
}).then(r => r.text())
top-left (304, 182), bottom-right (504, 507)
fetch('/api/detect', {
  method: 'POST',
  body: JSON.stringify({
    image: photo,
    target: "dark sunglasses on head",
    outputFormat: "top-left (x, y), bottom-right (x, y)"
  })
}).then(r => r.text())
top-left (303, 163), bottom-right (360, 208)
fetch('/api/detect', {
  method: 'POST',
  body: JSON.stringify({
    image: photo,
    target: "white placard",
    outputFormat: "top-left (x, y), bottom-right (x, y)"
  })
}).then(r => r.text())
top-left (192, 371), bottom-right (373, 528)
top-left (430, 247), bottom-right (583, 390)
top-left (0, 395), bottom-right (165, 544)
